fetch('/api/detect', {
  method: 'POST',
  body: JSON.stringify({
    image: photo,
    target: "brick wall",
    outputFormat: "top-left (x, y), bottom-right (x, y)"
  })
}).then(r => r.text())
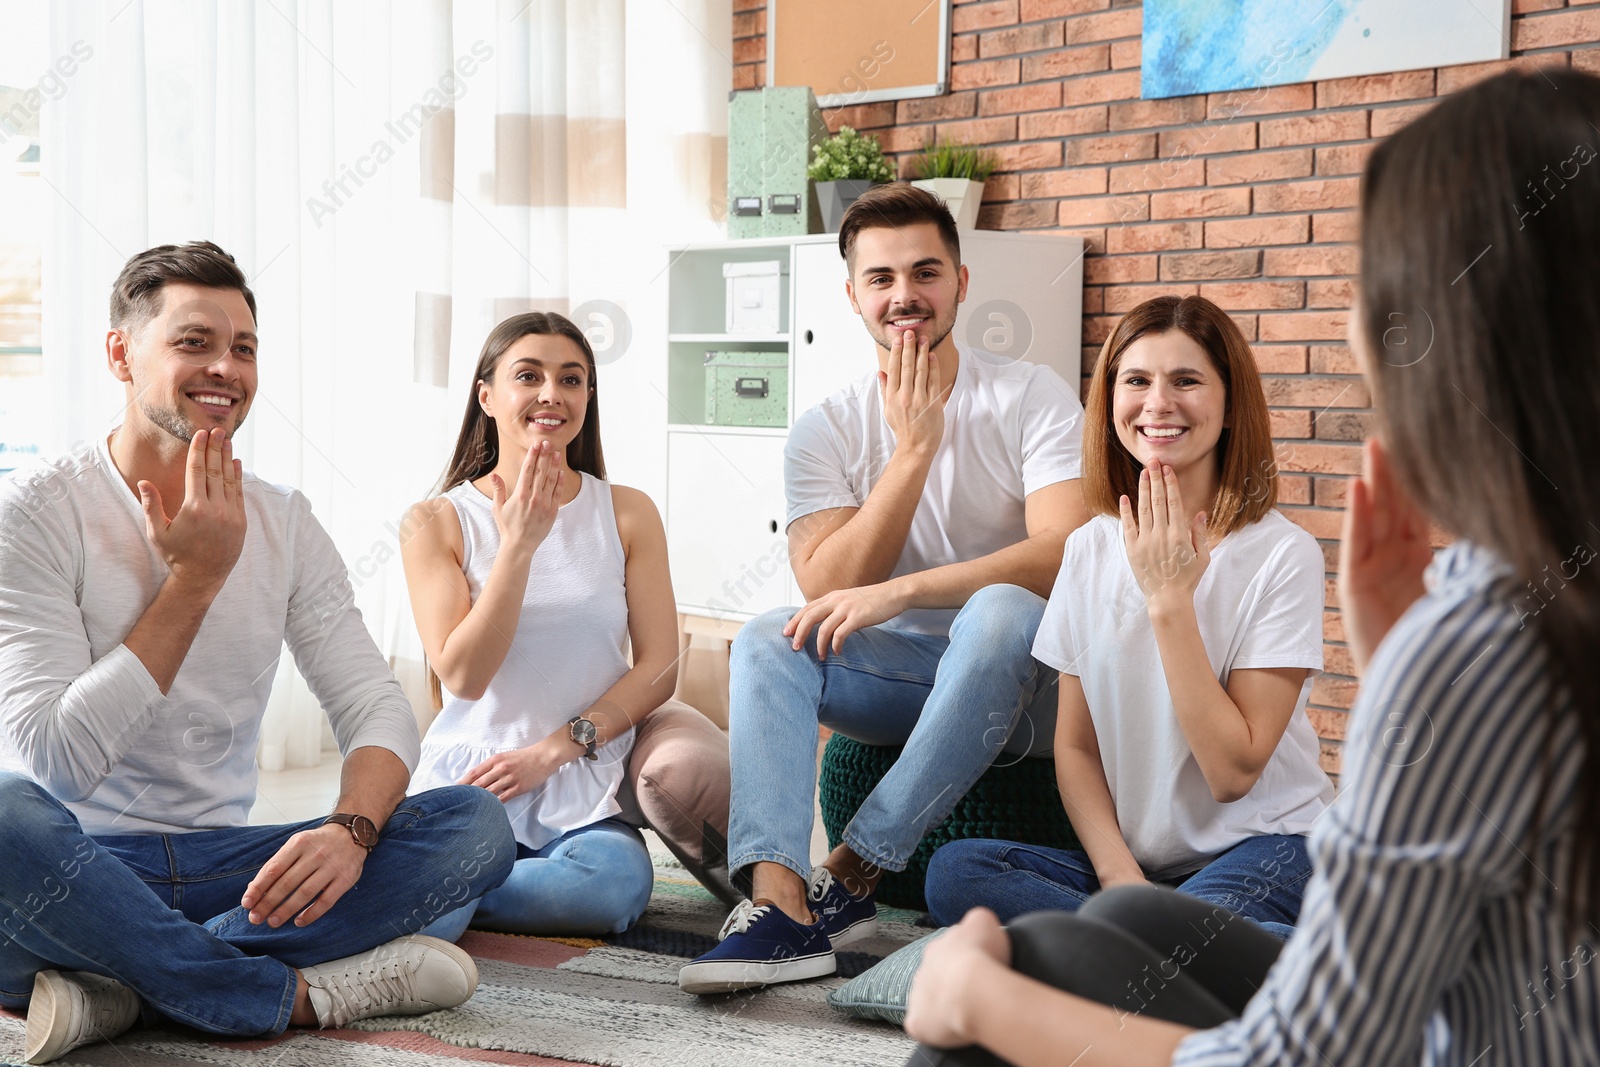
top-left (732, 0), bottom-right (1600, 778)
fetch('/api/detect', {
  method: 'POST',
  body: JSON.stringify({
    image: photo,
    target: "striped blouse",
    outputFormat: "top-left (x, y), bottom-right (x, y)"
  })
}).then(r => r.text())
top-left (1173, 541), bottom-right (1598, 1067)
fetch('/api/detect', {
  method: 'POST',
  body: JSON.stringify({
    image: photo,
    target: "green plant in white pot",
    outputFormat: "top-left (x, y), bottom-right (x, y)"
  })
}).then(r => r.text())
top-left (907, 138), bottom-right (1000, 231)
top-left (808, 126), bottom-right (895, 233)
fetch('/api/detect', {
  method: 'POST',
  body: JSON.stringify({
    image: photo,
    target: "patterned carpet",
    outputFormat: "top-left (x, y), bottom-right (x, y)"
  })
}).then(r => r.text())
top-left (0, 861), bottom-right (925, 1067)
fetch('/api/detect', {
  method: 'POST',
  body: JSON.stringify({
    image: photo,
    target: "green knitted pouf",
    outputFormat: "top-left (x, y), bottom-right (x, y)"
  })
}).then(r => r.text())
top-left (818, 733), bottom-right (1081, 912)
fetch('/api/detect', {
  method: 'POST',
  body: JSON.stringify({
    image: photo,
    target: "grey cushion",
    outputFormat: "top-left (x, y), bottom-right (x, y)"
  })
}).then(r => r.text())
top-left (827, 930), bottom-right (947, 1025)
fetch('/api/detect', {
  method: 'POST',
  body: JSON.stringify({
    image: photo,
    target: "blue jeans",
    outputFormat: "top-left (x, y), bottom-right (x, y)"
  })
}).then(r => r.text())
top-left (0, 773), bottom-right (515, 1036)
top-left (728, 583), bottom-right (1057, 883)
top-left (923, 833), bottom-right (1312, 940)
top-left (422, 816), bottom-right (655, 940)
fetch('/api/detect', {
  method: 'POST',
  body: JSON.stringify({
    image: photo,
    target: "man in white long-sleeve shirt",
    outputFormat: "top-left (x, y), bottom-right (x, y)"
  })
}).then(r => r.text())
top-left (0, 242), bottom-right (515, 1064)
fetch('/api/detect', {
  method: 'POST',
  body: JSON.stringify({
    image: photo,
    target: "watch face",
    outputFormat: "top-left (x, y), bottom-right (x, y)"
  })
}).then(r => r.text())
top-left (350, 815), bottom-right (379, 848)
top-left (572, 718), bottom-right (598, 745)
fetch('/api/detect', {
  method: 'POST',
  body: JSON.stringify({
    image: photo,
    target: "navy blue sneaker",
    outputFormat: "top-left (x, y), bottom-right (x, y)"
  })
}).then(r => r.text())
top-left (807, 866), bottom-right (878, 948)
top-left (678, 899), bottom-right (836, 994)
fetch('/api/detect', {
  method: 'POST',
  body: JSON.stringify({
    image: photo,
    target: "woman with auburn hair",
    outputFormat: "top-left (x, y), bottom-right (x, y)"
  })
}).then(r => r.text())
top-left (923, 294), bottom-right (1330, 938)
top-left (400, 312), bottom-right (679, 938)
top-left (904, 68), bottom-right (1600, 1067)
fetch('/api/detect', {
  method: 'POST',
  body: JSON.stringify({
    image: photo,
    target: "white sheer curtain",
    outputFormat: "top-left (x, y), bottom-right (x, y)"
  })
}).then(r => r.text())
top-left (42, 0), bottom-right (729, 770)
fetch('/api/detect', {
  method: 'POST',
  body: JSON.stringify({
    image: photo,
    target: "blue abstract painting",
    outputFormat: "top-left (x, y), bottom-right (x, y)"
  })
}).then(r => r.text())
top-left (1142, 0), bottom-right (1510, 100)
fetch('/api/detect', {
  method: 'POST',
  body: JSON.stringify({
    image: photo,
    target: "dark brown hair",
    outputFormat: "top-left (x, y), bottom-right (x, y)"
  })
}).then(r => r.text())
top-left (436, 311), bottom-right (606, 495)
top-left (110, 241), bottom-right (257, 331)
top-left (1360, 68), bottom-right (1600, 923)
top-left (1083, 295), bottom-right (1276, 536)
top-left (837, 182), bottom-right (961, 272)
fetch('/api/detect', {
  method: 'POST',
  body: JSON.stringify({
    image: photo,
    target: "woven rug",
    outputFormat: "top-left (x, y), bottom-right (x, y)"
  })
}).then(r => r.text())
top-left (0, 859), bottom-right (924, 1067)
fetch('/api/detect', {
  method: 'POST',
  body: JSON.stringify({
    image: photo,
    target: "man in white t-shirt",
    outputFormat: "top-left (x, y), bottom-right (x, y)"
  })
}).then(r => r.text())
top-left (0, 242), bottom-right (515, 1064)
top-left (681, 184), bottom-right (1090, 995)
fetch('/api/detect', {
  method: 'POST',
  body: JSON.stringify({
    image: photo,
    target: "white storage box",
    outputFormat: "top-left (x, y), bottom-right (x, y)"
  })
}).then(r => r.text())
top-left (723, 260), bottom-right (787, 335)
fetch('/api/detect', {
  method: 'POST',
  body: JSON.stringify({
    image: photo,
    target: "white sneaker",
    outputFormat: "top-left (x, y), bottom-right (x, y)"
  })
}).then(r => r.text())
top-left (24, 970), bottom-right (140, 1064)
top-left (299, 935), bottom-right (479, 1029)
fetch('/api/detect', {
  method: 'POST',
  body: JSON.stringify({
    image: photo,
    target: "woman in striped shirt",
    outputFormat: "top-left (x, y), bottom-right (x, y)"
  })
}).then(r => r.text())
top-left (903, 67), bottom-right (1600, 1067)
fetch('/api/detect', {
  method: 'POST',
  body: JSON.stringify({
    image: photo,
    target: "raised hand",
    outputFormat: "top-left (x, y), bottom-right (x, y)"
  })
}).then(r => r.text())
top-left (491, 439), bottom-right (564, 559)
top-left (1121, 461), bottom-right (1210, 610)
top-left (138, 427), bottom-right (247, 594)
top-left (879, 327), bottom-right (945, 458)
top-left (1338, 437), bottom-right (1432, 674)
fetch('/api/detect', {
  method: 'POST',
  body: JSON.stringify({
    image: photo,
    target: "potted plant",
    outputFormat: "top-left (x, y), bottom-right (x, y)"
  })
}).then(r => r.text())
top-left (907, 138), bottom-right (1000, 231)
top-left (808, 126), bottom-right (895, 232)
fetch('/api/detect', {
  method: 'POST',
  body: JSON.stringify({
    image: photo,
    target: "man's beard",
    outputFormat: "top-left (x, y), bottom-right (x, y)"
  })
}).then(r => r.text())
top-left (140, 397), bottom-right (246, 441)
top-left (871, 307), bottom-right (956, 354)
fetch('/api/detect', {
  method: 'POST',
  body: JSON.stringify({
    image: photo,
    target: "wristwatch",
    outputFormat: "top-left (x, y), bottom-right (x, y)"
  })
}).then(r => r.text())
top-left (323, 812), bottom-right (380, 851)
top-left (567, 715), bottom-right (599, 760)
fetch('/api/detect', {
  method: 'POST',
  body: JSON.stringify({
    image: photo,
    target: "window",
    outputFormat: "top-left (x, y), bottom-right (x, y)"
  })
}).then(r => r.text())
top-left (0, 6), bottom-right (48, 475)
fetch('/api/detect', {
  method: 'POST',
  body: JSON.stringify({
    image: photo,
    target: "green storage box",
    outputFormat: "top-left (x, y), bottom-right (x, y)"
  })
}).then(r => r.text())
top-left (727, 87), bottom-right (826, 238)
top-left (704, 351), bottom-right (788, 428)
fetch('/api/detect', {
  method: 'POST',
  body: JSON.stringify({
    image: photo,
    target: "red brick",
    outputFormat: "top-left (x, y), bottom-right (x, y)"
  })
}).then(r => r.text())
top-left (732, 9), bottom-right (765, 37)
top-left (897, 94), bottom-right (978, 124)
top-left (1082, 287), bottom-right (1105, 314)
top-left (980, 21), bottom-right (1065, 58)
top-left (1308, 279), bottom-right (1354, 308)
top-left (1085, 254), bottom-right (1158, 283)
top-left (1282, 505), bottom-right (1344, 540)
top-left (1313, 211), bottom-right (1359, 244)
top-left (1105, 221), bottom-right (1204, 253)
top-left (1200, 280), bottom-right (1305, 309)
top-left (953, 0), bottom-right (1020, 33)
top-left (1161, 249), bottom-right (1261, 281)
top-left (1513, 9), bottom-right (1600, 49)
top-left (1058, 227), bottom-right (1107, 254)
top-left (878, 125), bottom-right (935, 153)
top-left (1264, 245), bottom-right (1359, 278)
top-left (1067, 132), bottom-right (1158, 165)
top-left (732, 0), bottom-right (761, 11)
top-left (1108, 96), bottom-right (1207, 131)
top-left (1058, 194), bottom-right (1150, 226)
top-left (1515, 0), bottom-right (1565, 14)
top-left (1262, 376), bottom-right (1369, 407)
top-left (1109, 38), bottom-right (1142, 70)
top-left (1019, 106), bottom-right (1109, 139)
top-left (1308, 706), bottom-right (1349, 742)
top-left (933, 116), bottom-right (1015, 149)
top-left (1205, 215), bottom-right (1310, 248)
top-left (732, 37), bottom-right (763, 64)
top-left (1254, 178), bottom-right (1360, 213)
top-left (1575, 49), bottom-right (1600, 77)
top-left (1159, 121), bottom-right (1257, 158)
top-left (1150, 187), bottom-right (1251, 219)
top-left (1313, 475), bottom-right (1349, 509)
top-left (1084, 313), bottom-right (1122, 344)
top-left (1109, 157), bottom-right (1207, 193)
top-left (1207, 148), bottom-right (1313, 186)
top-left (1021, 167), bottom-right (1109, 198)
top-left (1021, 0), bottom-right (1109, 16)
top-left (1316, 411), bottom-right (1376, 441)
top-left (1316, 70), bottom-right (1435, 108)
top-left (1279, 474), bottom-right (1312, 505)
top-left (1061, 69), bottom-right (1144, 107)
top-left (1278, 443), bottom-right (1362, 476)
top-left (951, 58), bottom-right (1020, 91)
top-left (1370, 102), bottom-right (1433, 139)
top-left (1228, 313), bottom-right (1258, 340)
top-left (1313, 678), bottom-right (1358, 712)
top-left (952, 35), bottom-right (980, 63)
top-left (993, 141), bottom-right (1064, 171)
top-left (732, 64), bottom-right (760, 90)
top-left (1021, 44), bottom-right (1109, 80)
top-left (983, 173), bottom-right (1021, 201)
top-left (1315, 143), bottom-right (1376, 176)
top-left (1260, 111), bottom-right (1369, 148)
top-left (980, 82), bottom-right (1064, 116)
top-left (1066, 7), bottom-right (1142, 42)
top-left (1251, 344), bottom-right (1308, 373)
top-left (1323, 610), bottom-right (1345, 643)
top-left (1272, 409), bottom-right (1313, 438)
top-left (976, 200), bottom-right (1058, 230)
top-left (1102, 282), bottom-right (1198, 312)
top-left (1435, 53), bottom-right (1568, 94)
top-left (1206, 84), bottom-right (1315, 120)
top-left (1321, 576), bottom-right (1341, 611)
top-left (1259, 310), bottom-right (1349, 342)
top-left (1310, 345), bottom-right (1358, 374)
top-left (825, 102), bottom-right (896, 131)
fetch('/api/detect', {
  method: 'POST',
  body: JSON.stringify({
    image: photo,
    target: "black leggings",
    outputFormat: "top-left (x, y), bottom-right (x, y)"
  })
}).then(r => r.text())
top-left (907, 885), bottom-right (1284, 1066)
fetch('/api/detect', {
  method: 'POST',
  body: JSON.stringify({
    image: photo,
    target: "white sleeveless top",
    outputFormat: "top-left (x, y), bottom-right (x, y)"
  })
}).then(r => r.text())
top-left (411, 472), bottom-right (633, 850)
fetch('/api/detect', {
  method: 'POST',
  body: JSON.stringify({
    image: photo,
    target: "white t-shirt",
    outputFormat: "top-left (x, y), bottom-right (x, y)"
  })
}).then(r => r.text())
top-left (1033, 511), bottom-right (1333, 878)
top-left (0, 437), bottom-right (421, 836)
top-left (784, 343), bottom-right (1084, 636)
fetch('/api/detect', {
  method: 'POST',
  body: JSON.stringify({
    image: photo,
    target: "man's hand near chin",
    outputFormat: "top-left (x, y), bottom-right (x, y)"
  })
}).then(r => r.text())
top-left (781, 580), bottom-right (910, 661)
top-left (241, 823), bottom-right (369, 928)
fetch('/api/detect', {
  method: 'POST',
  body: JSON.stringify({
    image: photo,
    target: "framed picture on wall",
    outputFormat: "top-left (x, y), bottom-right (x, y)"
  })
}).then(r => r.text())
top-left (1141, 0), bottom-right (1512, 100)
top-left (766, 0), bottom-right (951, 106)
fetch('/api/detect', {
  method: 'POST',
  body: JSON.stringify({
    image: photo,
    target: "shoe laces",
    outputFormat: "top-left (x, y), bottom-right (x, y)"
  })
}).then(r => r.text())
top-left (312, 953), bottom-right (418, 1028)
top-left (717, 899), bottom-right (772, 940)
top-left (806, 866), bottom-right (836, 903)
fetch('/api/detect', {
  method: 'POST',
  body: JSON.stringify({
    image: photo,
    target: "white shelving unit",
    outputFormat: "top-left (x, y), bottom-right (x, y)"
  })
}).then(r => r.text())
top-left (663, 231), bottom-right (1085, 626)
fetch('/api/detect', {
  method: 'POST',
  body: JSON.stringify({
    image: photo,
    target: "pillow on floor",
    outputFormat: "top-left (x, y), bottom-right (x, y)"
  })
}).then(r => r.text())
top-left (828, 929), bottom-right (946, 1025)
top-left (618, 698), bottom-right (739, 908)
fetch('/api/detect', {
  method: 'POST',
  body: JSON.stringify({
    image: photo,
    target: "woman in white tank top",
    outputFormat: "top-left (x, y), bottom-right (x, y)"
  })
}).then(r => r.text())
top-left (400, 312), bottom-right (680, 938)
